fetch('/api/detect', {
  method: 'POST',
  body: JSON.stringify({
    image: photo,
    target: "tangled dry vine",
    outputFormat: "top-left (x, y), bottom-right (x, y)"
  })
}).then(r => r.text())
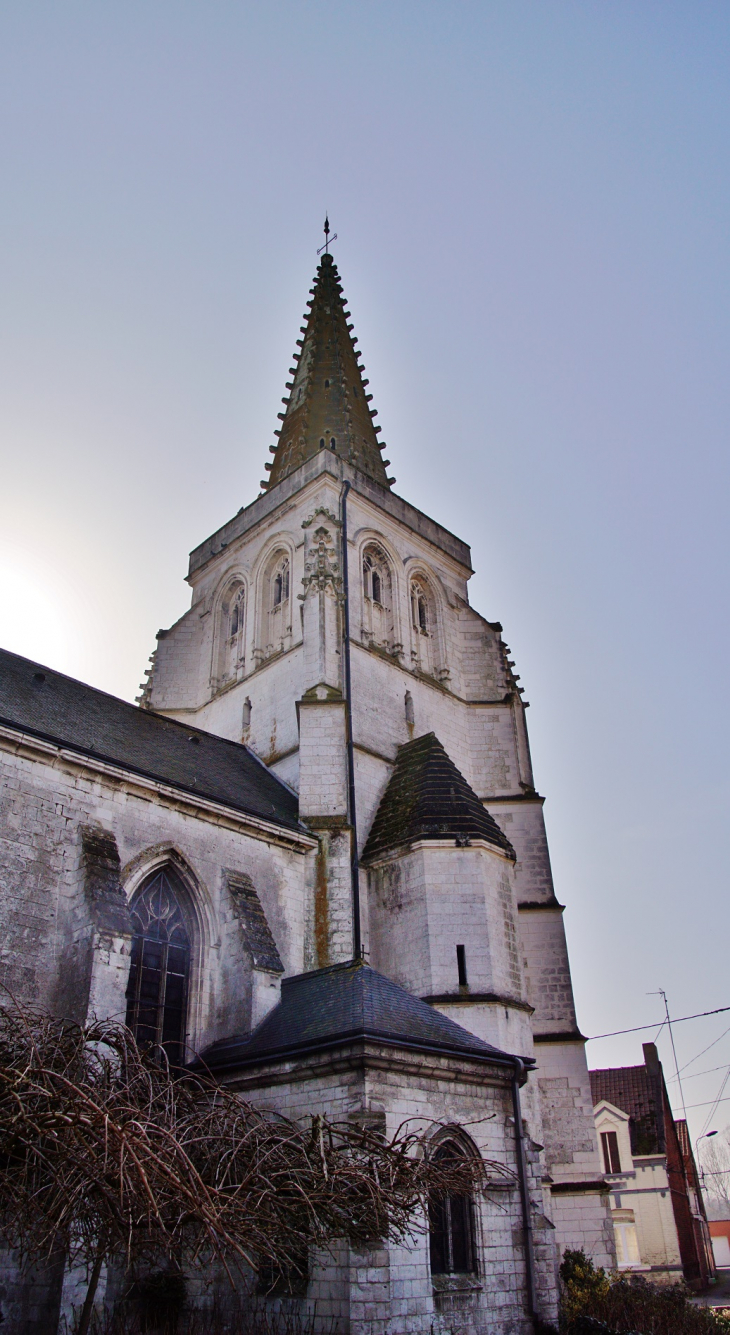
top-left (0, 1002), bottom-right (511, 1331)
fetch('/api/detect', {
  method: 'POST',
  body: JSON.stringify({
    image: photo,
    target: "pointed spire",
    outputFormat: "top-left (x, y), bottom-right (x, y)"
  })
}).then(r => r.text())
top-left (262, 251), bottom-right (392, 492)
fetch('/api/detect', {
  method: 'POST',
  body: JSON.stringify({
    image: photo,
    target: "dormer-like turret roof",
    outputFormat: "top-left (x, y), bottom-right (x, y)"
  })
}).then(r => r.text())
top-left (361, 732), bottom-right (516, 862)
top-left (262, 251), bottom-right (393, 492)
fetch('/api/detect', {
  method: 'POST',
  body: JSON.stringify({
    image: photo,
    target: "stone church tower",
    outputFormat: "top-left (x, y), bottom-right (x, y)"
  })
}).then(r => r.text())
top-left (0, 242), bottom-right (614, 1333)
top-left (143, 248), bottom-right (615, 1273)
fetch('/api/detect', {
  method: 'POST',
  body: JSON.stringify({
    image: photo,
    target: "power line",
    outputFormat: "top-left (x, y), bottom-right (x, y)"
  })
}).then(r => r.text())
top-left (684, 1094), bottom-right (730, 1111)
top-left (587, 1005), bottom-right (730, 1041)
top-left (668, 1063), bottom-right (730, 1083)
top-left (676, 1024), bottom-right (730, 1077)
top-left (701, 1067), bottom-right (730, 1137)
top-left (656, 989), bottom-right (688, 1125)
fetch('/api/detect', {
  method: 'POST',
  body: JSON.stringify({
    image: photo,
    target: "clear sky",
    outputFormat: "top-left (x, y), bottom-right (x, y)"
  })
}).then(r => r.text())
top-left (1, 2), bottom-right (728, 1153)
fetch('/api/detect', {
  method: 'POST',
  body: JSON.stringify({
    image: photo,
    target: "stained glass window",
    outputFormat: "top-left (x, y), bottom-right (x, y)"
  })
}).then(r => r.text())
top-left (125, 869), bottom-right (190, 1066)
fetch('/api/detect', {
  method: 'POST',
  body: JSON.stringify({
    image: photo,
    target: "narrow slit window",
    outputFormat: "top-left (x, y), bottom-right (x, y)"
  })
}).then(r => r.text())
top-left (456, 945), bottom-right (468, 987)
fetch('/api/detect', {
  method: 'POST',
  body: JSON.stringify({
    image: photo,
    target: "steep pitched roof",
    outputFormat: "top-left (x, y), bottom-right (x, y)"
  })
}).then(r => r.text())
top-left (263, 252), bottom-right (392, 492)
top-left (361, 732), bottom-right (515, 862)
top-left (590, 1063), bottom-right (665, 1155)
top-left (0, 648), bottom-right (300, 832)
top-left (199, 958), bottom-right (520, 1072)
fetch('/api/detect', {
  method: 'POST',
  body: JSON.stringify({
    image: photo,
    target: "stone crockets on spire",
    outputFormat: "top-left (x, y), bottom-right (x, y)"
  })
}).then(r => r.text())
top-left (262, 252), bottom-right (393, 491)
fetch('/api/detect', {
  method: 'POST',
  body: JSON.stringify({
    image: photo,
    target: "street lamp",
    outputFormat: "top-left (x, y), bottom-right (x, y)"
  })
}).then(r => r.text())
top-left (696, 1130), bottom-right (718, 1188)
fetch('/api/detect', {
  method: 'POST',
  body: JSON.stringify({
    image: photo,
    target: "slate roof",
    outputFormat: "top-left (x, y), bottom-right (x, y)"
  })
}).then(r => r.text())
top-left (0, 648), bottom-right (300, 832)
top-left (264, 251), bottom-right (391, 493)
top-left (199, 958), bottom-right (520, 1073)
top-left (361, 732), bottom-right (515, 862)
top-left (590, 1063), bottom-right (665, 1156)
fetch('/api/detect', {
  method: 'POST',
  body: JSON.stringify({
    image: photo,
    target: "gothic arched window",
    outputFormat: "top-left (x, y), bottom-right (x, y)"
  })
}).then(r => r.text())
top-left (411, 579), bottom-right (429, 635)
top-left (362, 544), bottom-right (394, 650)
top-left (125, 869), bottom-right (191, 1066)
top-left (272, 557), bottom-right (290, 608)
top-left (265, 551), bottom-right (292, 656)
top-left (215, 581), bottom-right (246, 687)
top-left (429, 1140), bottom-right (477, 1277)
top-left (410, 575), bottom-right (438, 675)
top-left (226, 584), bottom-right (245, 673)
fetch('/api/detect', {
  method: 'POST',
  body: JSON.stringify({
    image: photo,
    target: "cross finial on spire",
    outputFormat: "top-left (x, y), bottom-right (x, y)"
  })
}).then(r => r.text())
top-left (317, 214), bottom-right (337, 256)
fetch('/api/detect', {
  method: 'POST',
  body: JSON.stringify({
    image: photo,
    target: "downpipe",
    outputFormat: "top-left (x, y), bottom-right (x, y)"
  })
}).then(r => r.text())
top-left (512, 1058), bottom-right (540, 1326)
top-left (339, 480), bottom-right (362, 960)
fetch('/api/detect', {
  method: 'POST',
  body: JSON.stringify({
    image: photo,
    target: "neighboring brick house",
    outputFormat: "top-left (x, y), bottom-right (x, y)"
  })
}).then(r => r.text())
top-left (0, 243), bottom-right (616, 1333)
top-left (591, 1044), bottom-right (715, 1286)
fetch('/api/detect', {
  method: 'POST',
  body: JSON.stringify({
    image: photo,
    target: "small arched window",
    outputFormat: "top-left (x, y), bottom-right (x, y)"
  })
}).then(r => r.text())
top-left (411, 580), bottom-right (429, 635)
top-left (362, 544), bottom-right (394, 650)
top-left (429, 1141), bottom-right (477, 1276)
top-left (264, 552), bottom-right (292, 656)
top-left (125, 869), bottom-right (191, 1066)
top-left (216, 582), bottom-right (245, 686)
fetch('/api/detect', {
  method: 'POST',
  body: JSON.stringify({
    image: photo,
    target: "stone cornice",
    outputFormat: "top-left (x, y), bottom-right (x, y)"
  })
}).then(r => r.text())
top-left (188, 454), bottom-right (472, 581)
top-left (211, 1035), bottom-right (518, 1095)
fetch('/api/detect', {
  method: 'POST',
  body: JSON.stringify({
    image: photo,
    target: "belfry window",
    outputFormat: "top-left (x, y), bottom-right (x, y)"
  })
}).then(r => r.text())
top-left (265, 551), bottom-right (292, 656)
top-left (362, 544), bottom-right (394, 650)
top-left (125, 869), bottom-right (191, 1066)
top-left (273, 560), bottom-right (289, 608)
top-left (411, 582), bottom-right (429, 634)
top-left (429, 1141), bottom-right (477, 1276)
top-left (217, 582), bottom-right (245, 685)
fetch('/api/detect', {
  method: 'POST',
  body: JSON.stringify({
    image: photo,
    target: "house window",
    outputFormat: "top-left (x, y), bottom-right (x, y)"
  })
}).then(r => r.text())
top-left (613, 1210), bottom-right (642, 1267)
top-left (429, 1141), bottom-right (477, 1276)
top-left (601, 1130), bottom-right (622, 1174)
top-left (125, 869), bottom-right (191, 1066)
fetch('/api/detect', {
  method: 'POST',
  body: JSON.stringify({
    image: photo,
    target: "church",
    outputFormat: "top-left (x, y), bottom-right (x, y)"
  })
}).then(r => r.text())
top-left (0, 239), bottom-right (615, 1333)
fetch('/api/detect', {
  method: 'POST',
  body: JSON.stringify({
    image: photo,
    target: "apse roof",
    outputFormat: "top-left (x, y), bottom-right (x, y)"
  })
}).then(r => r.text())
top-left (361, 731), bottom-right (516, 862)
top-left (199, 958), bottom-right (520, 1072)
top-left (0, 648), bottom-right (301, 833)
top-left (263, 251), bottom-right (392, 492)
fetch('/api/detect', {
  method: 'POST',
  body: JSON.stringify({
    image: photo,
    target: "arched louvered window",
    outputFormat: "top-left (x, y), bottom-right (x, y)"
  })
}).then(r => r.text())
top-left (125, 869), bottom-right (191, 1066)
top-left (410, 575), bottom-right (441, 677)
top-left (429, 1141), bottom-right (477, 1276)
top-left (272, 557), bottom-right (290, 608)
top-left (263, 551), bottom-right (292, 657)
top-left (362, 544), bottom-right (394, 650)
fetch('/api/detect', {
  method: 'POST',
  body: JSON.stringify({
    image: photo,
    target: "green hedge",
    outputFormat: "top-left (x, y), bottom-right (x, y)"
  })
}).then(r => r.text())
top-left (559, 1250), bottom-right (730, 1335)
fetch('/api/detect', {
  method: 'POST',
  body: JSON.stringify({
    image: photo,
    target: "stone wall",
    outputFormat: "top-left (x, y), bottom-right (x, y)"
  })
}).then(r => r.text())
top-left (0, 724), bottom-right (314, 1050)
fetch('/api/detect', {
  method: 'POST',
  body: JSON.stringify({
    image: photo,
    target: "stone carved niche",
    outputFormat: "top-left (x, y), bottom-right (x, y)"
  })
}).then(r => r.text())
top-left (300, 508), bottom-right (343, 601)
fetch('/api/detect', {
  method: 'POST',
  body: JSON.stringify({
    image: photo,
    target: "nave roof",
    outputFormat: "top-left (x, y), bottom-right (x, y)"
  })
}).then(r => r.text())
top-left (0, 647), bottom-right (300, 833)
